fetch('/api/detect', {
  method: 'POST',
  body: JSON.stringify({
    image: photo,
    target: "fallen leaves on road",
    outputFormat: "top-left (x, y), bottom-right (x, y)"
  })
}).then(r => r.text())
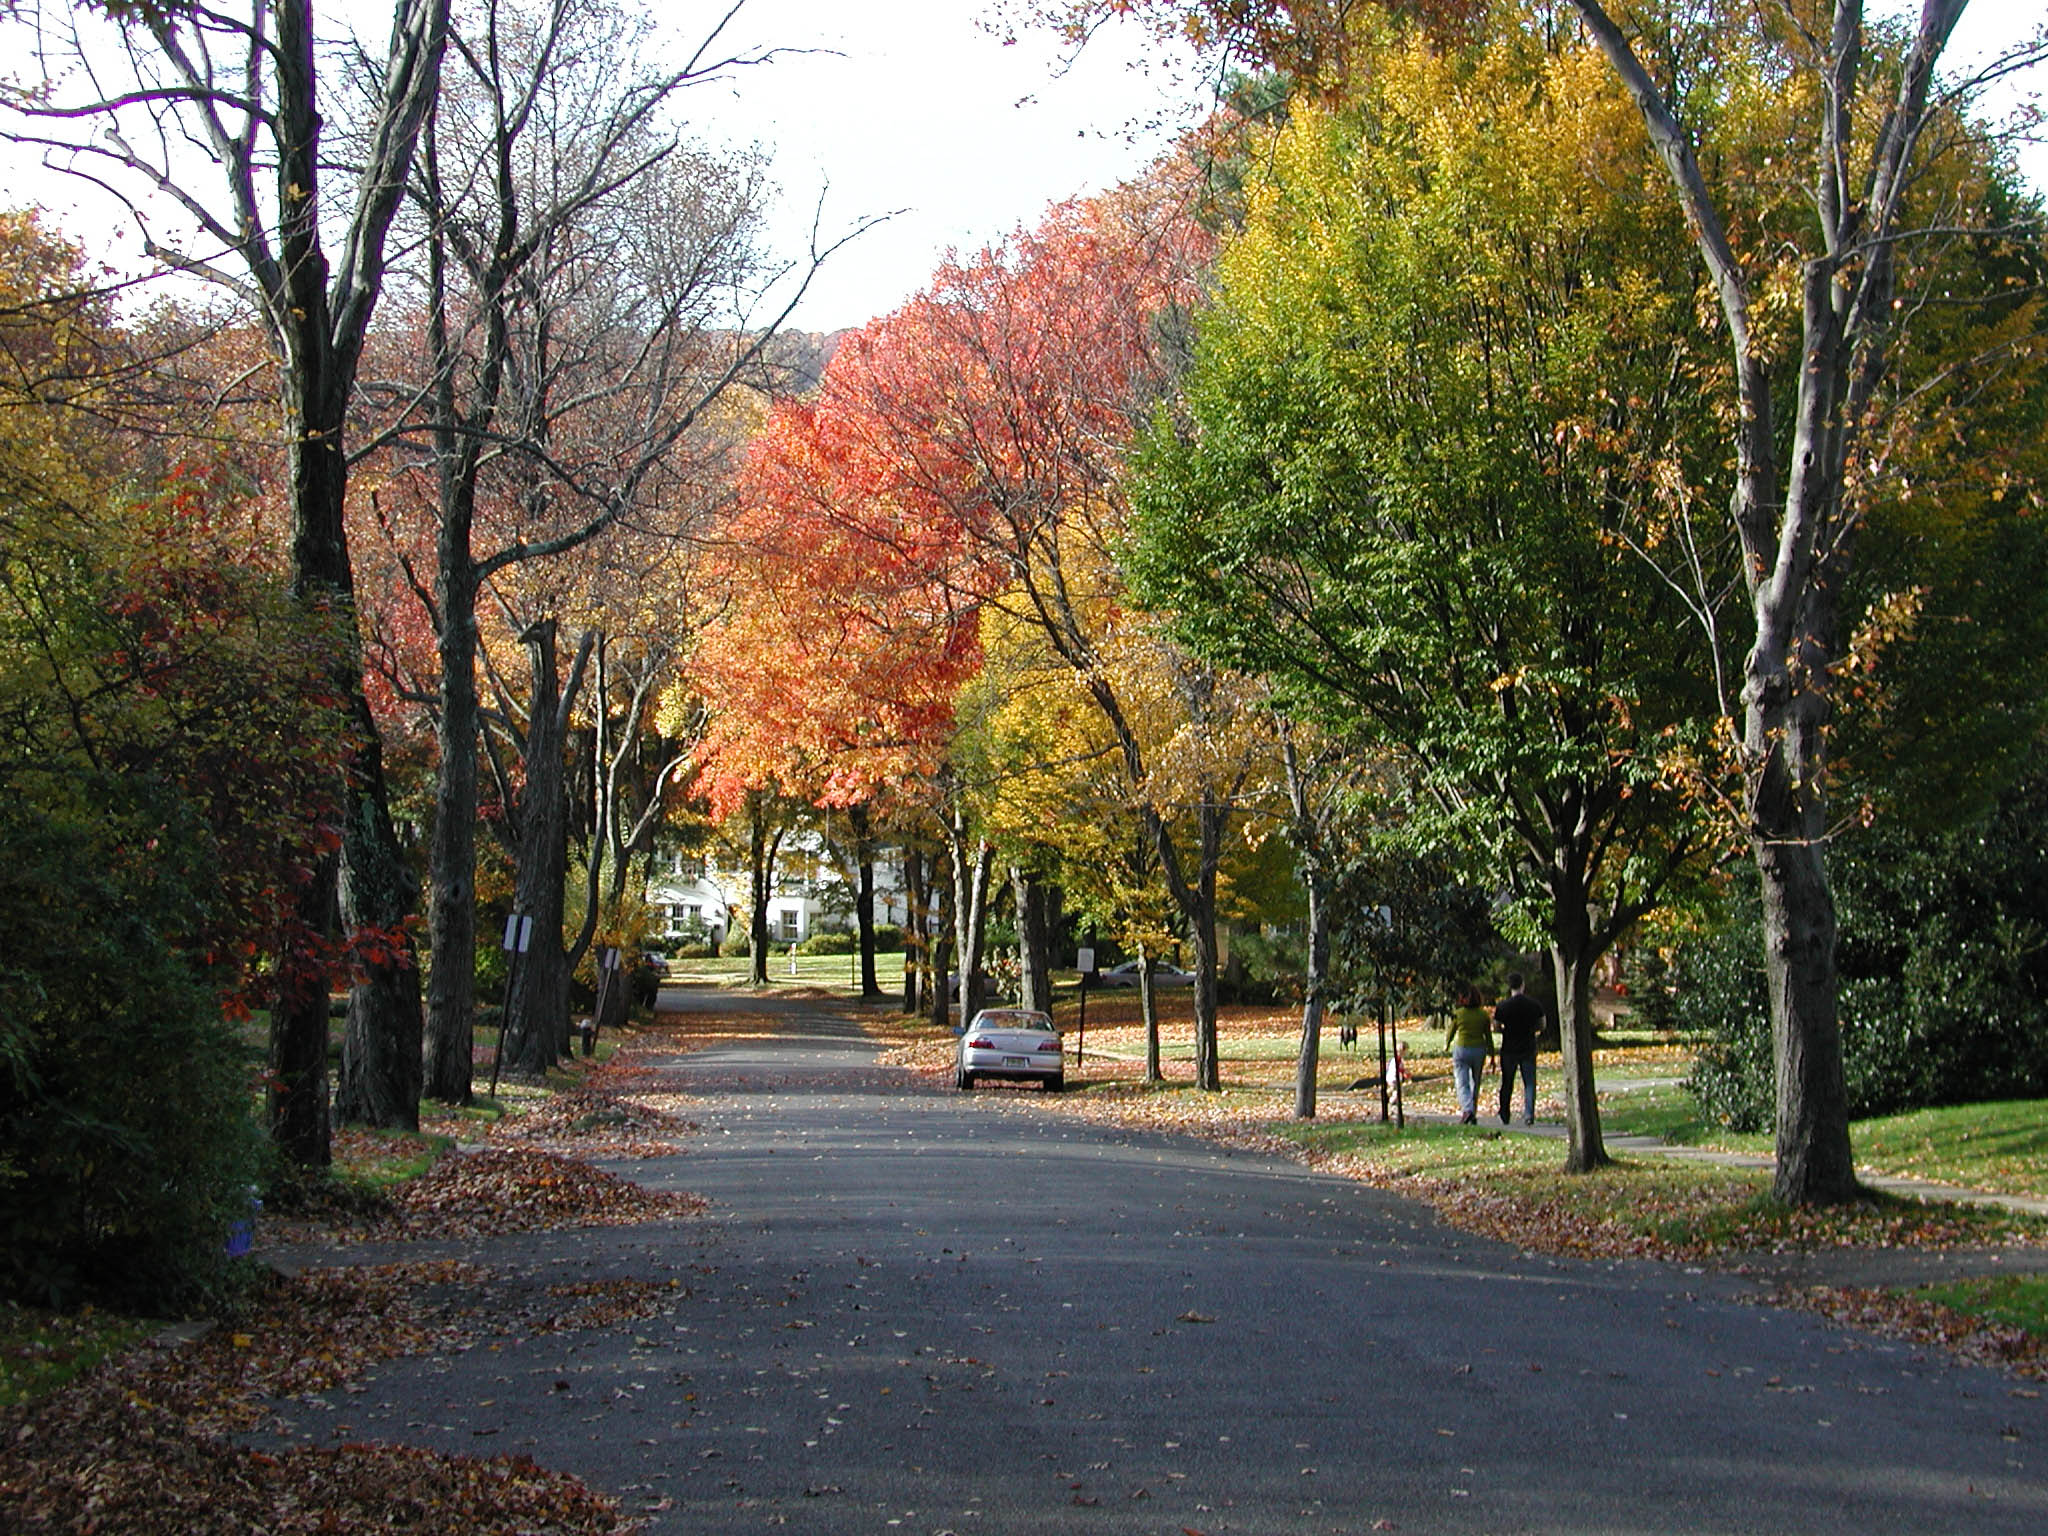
top-left (266, 1146), bottom-right (704, 1246)
top-left (1780, 1286), bottom-right (2048, 1381)
top-left (528, 1279), bottom-right (687, 1336)
top-left (484, 1083), bottom-right (693, 1160)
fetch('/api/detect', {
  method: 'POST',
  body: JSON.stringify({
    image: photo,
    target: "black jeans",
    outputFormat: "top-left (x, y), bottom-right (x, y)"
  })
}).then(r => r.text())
top-left (1498, 1048), bottom-right (1536, 1122)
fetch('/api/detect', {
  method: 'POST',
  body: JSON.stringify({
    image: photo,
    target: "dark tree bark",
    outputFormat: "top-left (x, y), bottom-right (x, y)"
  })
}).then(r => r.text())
top-left (1549, 893), bottom-right (1607, 1174)
top-left (1279, 720), bottom-right (1340, 1120)
top-left (500, 622), bottom-right (589, 1076)
top-left (900, 846), bottom-right (924, 1014)
top-left (848, 803), bottom-right (886, 1000)
top-left (1012, 866), bottom-right (1054, 1015)
top-left (744, 795), bottom-right (787, 989)
top-left (944, 798), bottom-right (997, 1034)
top-left (420, 137), bottom-right (483, 1103)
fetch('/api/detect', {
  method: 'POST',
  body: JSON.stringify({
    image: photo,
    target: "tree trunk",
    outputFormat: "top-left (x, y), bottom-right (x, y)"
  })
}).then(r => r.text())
top-left (1753, 685), bottom-right (1858, 1202)
top-left (1551, 931), bottom-right (1609, 1174)
top-left (1141, 949), bottom-right (1162, 1082)
top-left (929, 936), bottom-right (954, 1033)
top-left (1293, 871), bottom-right (1329, 1119)
top-left (502, 621), bottom-right (573, 1077)
top-left (850, 804), bottom-right (885, 999)
top-left (1189, 802), bottom-right (1225, 1092)
top-left (746, 800), bottom-right (779, 988)
top-left (1012, 866), bottom-right (1053, 1015)
top-left (421, 505), bottom-right (479, 1103)
top-left (901, 846), bottom-right (923, 1014)
top-left (263, 0), bottom-right (447, 1160)
top-left (335, 698), bottom-right (423, 1130)
top-left (270, 861), bottom-right (336, 1172)
top-left (949, 835), bottom-right (996, 1033)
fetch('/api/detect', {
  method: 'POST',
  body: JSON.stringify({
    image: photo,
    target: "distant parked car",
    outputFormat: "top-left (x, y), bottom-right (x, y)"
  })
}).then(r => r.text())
top-left (956, 1008), bottom-right (1063, 1091)
top-left (1096, 960), bottom-right (1194, 989)
top-left (640, 952), bottom-right (669, 977)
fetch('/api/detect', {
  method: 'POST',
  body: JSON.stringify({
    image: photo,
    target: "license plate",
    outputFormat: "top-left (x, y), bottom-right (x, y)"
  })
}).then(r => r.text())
top-left (1003, 1056), bottom-right (1029, 1067)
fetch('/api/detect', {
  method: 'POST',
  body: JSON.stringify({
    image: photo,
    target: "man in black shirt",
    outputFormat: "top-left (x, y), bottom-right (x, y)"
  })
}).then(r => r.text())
top-left (1494, 972), bottom-right (1544, 1125)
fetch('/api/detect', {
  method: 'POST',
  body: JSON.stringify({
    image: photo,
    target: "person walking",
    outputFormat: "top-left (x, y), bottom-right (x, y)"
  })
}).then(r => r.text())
top-left (1494, 971), bottom-right (1544, 1125)
top-left (1445, 986), bottom-right (1493, 1124)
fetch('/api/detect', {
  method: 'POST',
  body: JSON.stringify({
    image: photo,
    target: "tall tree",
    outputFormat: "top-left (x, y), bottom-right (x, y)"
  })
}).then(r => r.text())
top-left (729, 184), bottom-right (1273, 1084)
top-left (355, 0), bottom-right (785, 1100)
top-left (8, 0), bottom-right (452, 1159)
top-left (1060, 0), bottom-right (2048, 1199)
top-left (1564, 0), bottom-right (2044, 1200)
top-left (1125, 39), bottom-right (1724, 1167)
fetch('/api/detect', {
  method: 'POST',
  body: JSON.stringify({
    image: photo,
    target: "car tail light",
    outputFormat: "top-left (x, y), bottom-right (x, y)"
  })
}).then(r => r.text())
top-left (1037, 1040), bottom-right (1061, 1052)
top-left (966, 1036), bottom-right (996, 1050)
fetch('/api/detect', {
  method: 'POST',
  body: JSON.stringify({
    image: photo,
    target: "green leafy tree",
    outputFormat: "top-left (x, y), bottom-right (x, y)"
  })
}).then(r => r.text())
top-left (1126, 35), bottom-right (1725, 1167)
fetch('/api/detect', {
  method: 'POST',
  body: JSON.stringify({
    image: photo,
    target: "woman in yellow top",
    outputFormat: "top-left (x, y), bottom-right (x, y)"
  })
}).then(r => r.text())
top-left (1445, 986), bottom-right (1493, 1124)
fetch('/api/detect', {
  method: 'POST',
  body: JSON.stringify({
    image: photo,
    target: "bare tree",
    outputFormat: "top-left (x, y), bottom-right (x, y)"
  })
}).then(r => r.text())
top-left (7, 0), bottom-right (452, 1160)
top-left (353, 0), bottom-right (834, 1097)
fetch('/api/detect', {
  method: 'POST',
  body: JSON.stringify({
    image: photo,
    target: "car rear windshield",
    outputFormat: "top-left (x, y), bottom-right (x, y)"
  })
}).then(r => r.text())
top-left (978, 1012), bottom-right (1052, 1030)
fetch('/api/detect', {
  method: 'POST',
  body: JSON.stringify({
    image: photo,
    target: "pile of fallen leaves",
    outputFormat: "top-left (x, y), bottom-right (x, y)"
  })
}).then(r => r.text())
top-left (379, 1146), bottom-right (704, 1239)
top-left (261, 1145), bottom-right (701, 1247)
top-left (160, 1263), bottom-right (489, 1434)
top-left (484, 1083), bottom-right (695, 1160)
top-left (0, 1263), bottom-right (635, 1534)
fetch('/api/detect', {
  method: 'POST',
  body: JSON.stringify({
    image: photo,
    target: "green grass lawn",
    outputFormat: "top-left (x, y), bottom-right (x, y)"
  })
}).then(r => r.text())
top-left (667, 951), bottom-right (907, 995)
top-left (1591, 1085), bottom-right (2048, 1201)
top-left (1919, 1274), bottom-right (2048, 1335)
top-left (1848, 1100), bottom-right (2048, 1201)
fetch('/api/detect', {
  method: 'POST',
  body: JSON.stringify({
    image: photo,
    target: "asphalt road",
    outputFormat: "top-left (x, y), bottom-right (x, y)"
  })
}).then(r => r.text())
top-left (273, 991), bottom-right (2047, 1534)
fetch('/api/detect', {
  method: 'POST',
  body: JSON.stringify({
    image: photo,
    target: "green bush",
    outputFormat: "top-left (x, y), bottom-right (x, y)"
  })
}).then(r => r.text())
top-left (872, 924), bottom-right (905, 953)
top-left (1682, 754), bottom-right (2048, 1129)
top-left (0, 796), bottom-right (263, 1312)
top-left (796, 929), bottom-right (856, 956)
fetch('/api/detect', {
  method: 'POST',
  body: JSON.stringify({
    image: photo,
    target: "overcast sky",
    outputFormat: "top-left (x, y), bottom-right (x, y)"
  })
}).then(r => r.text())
top-left (697, 0), bottom-right (1199, 332)
top-left (5, 1), bottom-right (2040, 334)
top-left (709, 0), bottom-right (2045, 333)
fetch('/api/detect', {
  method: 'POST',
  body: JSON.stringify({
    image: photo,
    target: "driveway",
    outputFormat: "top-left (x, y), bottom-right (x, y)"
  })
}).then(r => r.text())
top-left (272, 991), bottom-right (2046, 1533)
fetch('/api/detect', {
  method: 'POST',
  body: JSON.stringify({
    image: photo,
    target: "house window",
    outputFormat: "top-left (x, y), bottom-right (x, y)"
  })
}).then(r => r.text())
top-left (778, 910), bottom-right (801, 943)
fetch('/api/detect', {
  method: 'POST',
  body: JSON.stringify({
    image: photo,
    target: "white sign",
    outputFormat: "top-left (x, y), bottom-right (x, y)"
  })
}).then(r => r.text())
top-left (1076, 948), bottom-right (1095, 973)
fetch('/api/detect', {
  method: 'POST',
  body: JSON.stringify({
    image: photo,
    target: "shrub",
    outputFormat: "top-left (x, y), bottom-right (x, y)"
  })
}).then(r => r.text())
top-left (0, 799), bottom-right (263, 1312)
top-left (1681, 756), bottom-right (2048, 1129)
top-left (796, 929), bottom-right (856, 956)
top-left (872, 924), bottom-right (905, 953)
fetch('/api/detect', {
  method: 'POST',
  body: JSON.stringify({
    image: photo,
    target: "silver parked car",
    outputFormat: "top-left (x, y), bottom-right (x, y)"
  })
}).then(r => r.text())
top-left (956, 1008), bottom-right (1064, 1091)
top-left (1096, 960), bottom-right (1194, 988)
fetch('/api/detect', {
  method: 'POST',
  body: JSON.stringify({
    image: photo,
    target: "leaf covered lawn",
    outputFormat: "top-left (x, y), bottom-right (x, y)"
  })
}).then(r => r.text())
top-left (3, 1021), bottom-right (713, 1533)
top-left (0, 1262), bottom-right (658, 1533)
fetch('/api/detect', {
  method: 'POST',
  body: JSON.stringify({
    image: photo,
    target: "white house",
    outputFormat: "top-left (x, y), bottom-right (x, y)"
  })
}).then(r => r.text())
top-left (646, 834), bottom-right (909, 948)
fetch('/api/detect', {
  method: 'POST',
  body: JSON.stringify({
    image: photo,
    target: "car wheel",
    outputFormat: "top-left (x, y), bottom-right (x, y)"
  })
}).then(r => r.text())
top-left (1044, 1074), bottom-right (1064, 1092)
top-left (957, 1068), bottom-right (974, 1091)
